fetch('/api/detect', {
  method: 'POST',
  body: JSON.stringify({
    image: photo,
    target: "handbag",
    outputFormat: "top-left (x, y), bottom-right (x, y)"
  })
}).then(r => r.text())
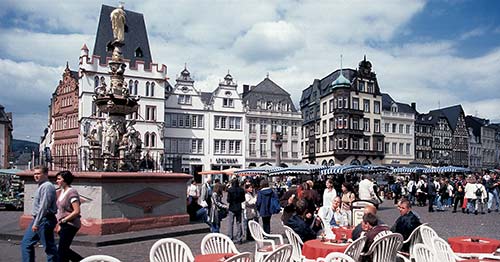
top-left (219, 207), bottom-right (228, 219)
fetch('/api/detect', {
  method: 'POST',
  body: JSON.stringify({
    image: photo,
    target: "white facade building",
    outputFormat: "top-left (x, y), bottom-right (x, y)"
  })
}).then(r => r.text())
top-left (78, 5), bottom-right (167, 170)
top-left (164, 69), bottom-right (245, 182)
top-left (381, 94), bottom-right (416, 165)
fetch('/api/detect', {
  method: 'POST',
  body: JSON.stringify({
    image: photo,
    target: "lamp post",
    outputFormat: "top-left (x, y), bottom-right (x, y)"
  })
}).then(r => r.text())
top-left (275, 125), bottom-right (282, 166)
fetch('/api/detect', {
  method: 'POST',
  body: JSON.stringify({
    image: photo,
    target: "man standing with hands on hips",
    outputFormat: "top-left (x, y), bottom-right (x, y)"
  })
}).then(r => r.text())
top-left (21, 166), bottom-right (59, 262)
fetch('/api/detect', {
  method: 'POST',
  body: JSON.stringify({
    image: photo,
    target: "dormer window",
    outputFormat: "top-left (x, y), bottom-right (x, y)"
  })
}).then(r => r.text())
top-left (135, 47), bottom-right (143, 58)
top-left (178, 95), bottom-right (191, 105)
top-left (391, 104), bottom-right (398, 112)
top-left (223, 98), bottom-right (234, 108)
top-left (358, 81), bottom-right (365, 92)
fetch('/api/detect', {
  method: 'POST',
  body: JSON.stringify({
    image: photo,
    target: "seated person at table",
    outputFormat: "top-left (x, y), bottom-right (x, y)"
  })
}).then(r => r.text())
top-left (318, 196), bottom-right (350, 228)
top-left (361, 213), bottom-right (390, 253)
top-left (286, 199), bottom-right (321, 242)
top-left (390, 198), bottom-right (422, 252)
top-left (352, 203), bottom-right (385, 240)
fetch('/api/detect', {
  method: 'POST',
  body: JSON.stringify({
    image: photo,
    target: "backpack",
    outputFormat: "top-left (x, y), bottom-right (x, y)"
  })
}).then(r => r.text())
top-left (270, 194), bottom-right (281, 214)
top-left (475, 186), bottom-right (483, 198)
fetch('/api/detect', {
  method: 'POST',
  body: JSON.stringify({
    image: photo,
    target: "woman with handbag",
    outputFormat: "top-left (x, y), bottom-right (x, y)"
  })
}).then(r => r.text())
top-left (208, 183), bottom-right (228, 233)
top-left (55, 171), bottom-right (83, 262)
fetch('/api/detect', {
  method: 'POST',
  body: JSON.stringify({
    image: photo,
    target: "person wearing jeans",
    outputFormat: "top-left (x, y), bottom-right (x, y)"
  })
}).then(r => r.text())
top-left (487, 174), bottom-right (500, 212)
top-left (227, 179), bottom-right (245, 244)
top-left (21, 166), bottom-right (59, 262)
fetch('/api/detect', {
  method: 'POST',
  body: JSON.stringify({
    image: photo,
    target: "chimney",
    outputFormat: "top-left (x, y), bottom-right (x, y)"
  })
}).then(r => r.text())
top-left (243, 84), bottom-right (250, 96)
top-left (411, 102), bottom-right (416, 111)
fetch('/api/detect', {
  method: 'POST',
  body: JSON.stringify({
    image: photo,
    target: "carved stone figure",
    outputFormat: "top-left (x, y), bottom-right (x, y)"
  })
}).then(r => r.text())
top-left (104, 119), bottom-right (119, 155)
top-left (110, 5), bottom-right (126, 44)
top-left (96, 120), bottom-right (104, 143)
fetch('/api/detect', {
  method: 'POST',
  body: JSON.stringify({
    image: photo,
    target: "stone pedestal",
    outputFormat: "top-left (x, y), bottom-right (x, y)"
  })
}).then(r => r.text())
top-left (18, 171), bottom-right (192, 235)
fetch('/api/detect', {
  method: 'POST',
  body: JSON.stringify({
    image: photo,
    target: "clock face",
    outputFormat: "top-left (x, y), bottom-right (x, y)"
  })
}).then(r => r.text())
top-left (225, 91), bottom-right (232, 96)
top-left (181, 86), bottom-right (189, 93)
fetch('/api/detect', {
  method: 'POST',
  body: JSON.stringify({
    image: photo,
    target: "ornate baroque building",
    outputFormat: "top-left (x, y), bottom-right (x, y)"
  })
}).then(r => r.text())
top-left (242, 77), bottom-right (302, 167)
top-left (381, 94), bottom-right (416, 165)
top-left (0, 104), bottom-right (13, 168)
top-left (300, 57), bottom-right (385, 166)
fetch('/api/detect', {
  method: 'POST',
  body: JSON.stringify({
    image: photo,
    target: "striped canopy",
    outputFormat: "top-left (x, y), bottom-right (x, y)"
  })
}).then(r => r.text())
top-left (268, 164), bottom-right (327, 176)
top-left (392, 167), bottom-right (427, 174)
top-left (424, 166), bottom-right (470, 174)
top-left (320, 165), bottom-right (366, 175)
top-left (235, 166), bottom-right (284, 176)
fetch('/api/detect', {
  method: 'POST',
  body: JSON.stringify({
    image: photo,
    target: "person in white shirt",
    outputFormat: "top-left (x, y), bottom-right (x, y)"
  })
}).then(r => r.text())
top-left (358, 175), bottom-right (376, 204)
top-left (323, 178), bottom-right (337, 208)
top-left (318, 196), bottom-right (349, 228)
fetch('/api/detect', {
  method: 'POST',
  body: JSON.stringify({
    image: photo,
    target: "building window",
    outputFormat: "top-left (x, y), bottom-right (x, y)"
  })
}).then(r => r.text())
top-left (353, 118), bottom-right (359, 130)
top-left (260, 141), bottom-right (267, 157)
top-left (144, 132), bottom-right (150, 147)
top-left (322, 120), bottom-right (327, 134)
top-left (322, 102), bottom-right (327, 115)
top-left (364, 138), bottom-right (370, 150)
top-left (353, 139), bottom-right (359, 150)
top-left (385, 123), bottom-right (390, 133)
top-left (363, 99), bottom-right (370, 113)
top-left (146, 82), bottom-right (150, 96)
top-left (358, 81), bottom-right (365, 92)
top-left (385, 142), bottom-right (390, 154)
top-left (94, 76), bottom-right (99, 88)
top-left (399, 124), bottom-right (404, 133)
top-left (392, 123), bottom-right (397, 133)
top-left (260, 121), bottom-right (267, 134)
top-left (178, 95), bottom-right (192, 105)
top-left (129, 80), bottom-right (133, 94)
top-left (363, 118), bottom-right (370, 132)
top-left (406, 124), bottom-right (411, 134)
top-left (249, 119), bottom-right (256, 133)
top-left (292, 122), bottom-right (298, 136)
top-left (145, 106), bottom-right (156, 121)
top-left (352, 98), bottom-right (359, 110)
top-left (150, 82), bottom-right (155, 97)
top-left (329, 118), bottom-right (334, 132)
top-left (223, 98), bottom-right (234, 108)
top-left (135, 47), bottom-right (143, 58)
top-left (399, 143), bottom-right (404, 155)
top-left (250, 139), bottom-right (256, 156)
top-left (374, 120), bottom-right (380, 133)
top-left (329, 99), bottom-right (334, 113)
top-left (367, 82), bottom-right (374, 93)
top-left (134, 80), bottom-right (138, 95)
top-left (374, 101), bottom-right (380, 114)
top-left (406, 143), bottom-right (411, 155)
top-left (322, 138), bottom-right (327, 152)
top-left (150, 133), bottom-right (156, 147)
top-left (377, 139), bottom-right (383, 151)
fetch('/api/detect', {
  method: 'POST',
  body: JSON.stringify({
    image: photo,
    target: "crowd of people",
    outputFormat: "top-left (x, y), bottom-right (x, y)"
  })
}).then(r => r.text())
top-left (389, 172), bottom-right (500, 214)
top-left (186, 170), bottom-right (499, 259)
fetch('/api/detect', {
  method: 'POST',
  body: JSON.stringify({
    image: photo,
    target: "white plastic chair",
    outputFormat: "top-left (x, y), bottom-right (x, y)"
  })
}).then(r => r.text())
top-left (262, 244), bottom-right (293, 262)
top-left (363, 233), bottom-right (403, 262)
top-left (248, 220), bottom-right (284, 262)
top-left (432, 237), bottom-right (466, 262)
top-left (225, 252), bottom-right (254, 262)
top-left (283, 225), bottom-right (304, 262)
top-left (149, 238), bottom-right (194, 262)
top-left (317, 252), bottom-right (355, 262)
top-left (402, 223), bottom-right (426, 258)
top-left (343, 236), bottom-right (366, 262)
top-left (81, 255), bottom-right (122, 262)
top-left (413, 243), bottom-right (436, 262)
top-left (200, 233), bottom-right (239, 255)
top-left (419, 225), bottom-right (438, 248)
top-left (373, 230), bottom-right (392, 241)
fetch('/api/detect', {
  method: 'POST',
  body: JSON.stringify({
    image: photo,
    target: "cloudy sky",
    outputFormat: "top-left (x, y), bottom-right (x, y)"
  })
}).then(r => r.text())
top-left (1, 0), bottom-right (500, 142)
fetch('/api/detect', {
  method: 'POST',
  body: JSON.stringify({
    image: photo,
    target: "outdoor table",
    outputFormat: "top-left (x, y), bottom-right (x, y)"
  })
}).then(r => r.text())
top-left (459, 260), bottom-right (499, 262)
top-left (448, 236), bottom-right (500, 254)
top-left (194, 253), bottom-right (236, 262)
top-left (302, 239), bottom-right (350, 260)
top-left (332, 226), bottom-right (354, 241)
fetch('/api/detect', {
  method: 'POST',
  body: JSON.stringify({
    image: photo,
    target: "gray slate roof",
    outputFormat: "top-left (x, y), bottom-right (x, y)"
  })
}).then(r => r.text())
top-left (0, 104), bottom-right (12, 125)
top-left (93, 5), bottom-right (152, 68)
top-left (429, 105), bottom-right (464, 131)
top-left (381, 93), bottom-right (416, 114)
top-left (243, 78), bottom-right (297, 112)
top-left (200, 92), bottom-right (213, 105)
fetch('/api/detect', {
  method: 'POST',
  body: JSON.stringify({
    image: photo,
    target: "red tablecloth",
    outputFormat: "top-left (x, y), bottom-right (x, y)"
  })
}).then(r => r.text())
top-left (448, 236), bottom-right (500, 254)
top-left (332, 227), bottom-right (354, 240)
top-left (302, 239), bottom-right (350, 259)
top-left (194, 253), bottom-right (236, 262)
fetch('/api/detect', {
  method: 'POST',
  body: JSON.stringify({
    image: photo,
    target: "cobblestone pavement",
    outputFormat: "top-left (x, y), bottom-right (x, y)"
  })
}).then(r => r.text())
top-left (1, 201), bottom-right (499, 261)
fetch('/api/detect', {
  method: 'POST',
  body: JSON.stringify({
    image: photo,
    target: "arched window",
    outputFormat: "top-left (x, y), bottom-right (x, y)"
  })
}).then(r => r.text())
top-left (129, 80), bottom-right (133, 94)
top-left (321, 160), bottom-right (327, 166)
top-left (362, 159), bottom-right (372, 166)
top-left (150, 82), bottom-right (155, 97)
top-left (134, 80), bottom-right (138, 95)
top-left (350, 159), bottom-right (361, 165)
top-left (94, 76), bottom-right (99, 88)
top-left (146, 82), bottom-right (150, 96)
top-left (150, 132), bottom-right (156, 147)
top-left (135, 47), bottom-right (143, 58)
top-left (100, 77), bottom-right (105, 86)
top-left (328, 159), bottom-right (335, 166)
top-left (144, 132), bottom-right (150, 147)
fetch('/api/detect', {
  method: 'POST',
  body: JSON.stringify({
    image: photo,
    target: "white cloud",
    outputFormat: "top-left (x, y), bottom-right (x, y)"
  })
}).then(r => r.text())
top-left (233, 21), bottom-right (305, 62)
top-left (459, 27), bottom-right (486, 41)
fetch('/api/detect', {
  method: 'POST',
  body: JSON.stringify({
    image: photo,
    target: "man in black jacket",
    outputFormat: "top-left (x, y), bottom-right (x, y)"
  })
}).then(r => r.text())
top-left (280, 178), bottom-right (298, 224)
top-left (391, 199), bottom-right (422, 252)
top-left (227, 179), bottom-right (245, 244)
top-left (285, 199), bottom-right (321, 242)
top-left (427, 178), bottom-right (437, 212)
